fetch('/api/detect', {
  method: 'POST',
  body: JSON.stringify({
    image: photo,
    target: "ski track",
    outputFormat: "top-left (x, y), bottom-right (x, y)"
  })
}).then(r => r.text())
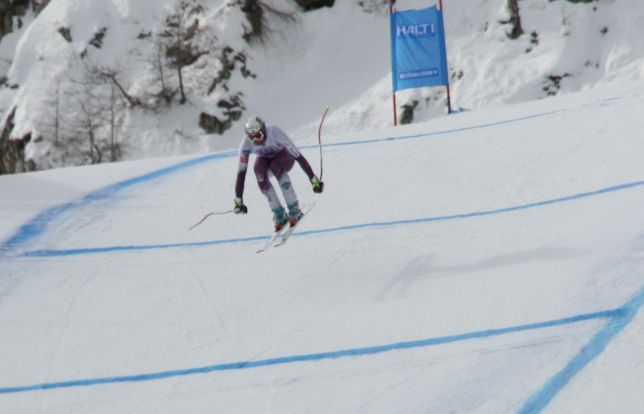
top-left (2, 107), bottom-right (573, 252)
top-left (1, 103), bottom-right (642, 414)
top-left (16, 177), bottom-right (644, 258)
top-left (0, 308), bottom-right (626, 395)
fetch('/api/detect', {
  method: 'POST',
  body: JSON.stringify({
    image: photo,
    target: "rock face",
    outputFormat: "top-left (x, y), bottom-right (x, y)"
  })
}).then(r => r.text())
top-left (1, 1), bottom-right (22, 38)
top-left (1, 0), bottom-right (264, 174)
top-left (0, 107), bottom-right (33, 174)
top-left (1, 0), bottom-right (50, 174)
top-left (1, 0), bottom-right (24, 174)
top-left (0, 0), bottom-right (49, 39)
top-left (294, 0), bottom-right (335, 12)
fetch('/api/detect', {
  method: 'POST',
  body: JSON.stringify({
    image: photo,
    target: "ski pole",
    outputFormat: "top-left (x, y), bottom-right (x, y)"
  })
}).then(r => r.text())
top-left (188, 209), bottom-right (234, 231)
top-left (318, 106), bottom-right (330, 180)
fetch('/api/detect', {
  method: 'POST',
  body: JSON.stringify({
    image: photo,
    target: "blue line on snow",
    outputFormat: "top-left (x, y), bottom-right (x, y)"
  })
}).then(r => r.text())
top-left (1, 108), bottom-right (563, 253)
top-left (298, 110), bottom-right (565, 151)
top-left (519, 286), bottom-right (644, 414)
top-left (0, 150), bottom-right (236, 250)
top-left (22, 178), bottom-right (644, 257)
top-left (0, 308), bottom-right (622, 394)
top-left (1, 104), bottom-right (640, 409)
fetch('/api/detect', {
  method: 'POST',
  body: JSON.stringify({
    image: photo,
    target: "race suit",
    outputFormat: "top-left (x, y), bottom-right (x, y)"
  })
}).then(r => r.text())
top-left (235, 124), bottom-right (315, 211)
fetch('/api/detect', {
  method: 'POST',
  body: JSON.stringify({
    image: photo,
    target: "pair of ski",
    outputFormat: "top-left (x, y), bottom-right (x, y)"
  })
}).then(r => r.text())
top-left (256, 202), bottom-right (315, 253)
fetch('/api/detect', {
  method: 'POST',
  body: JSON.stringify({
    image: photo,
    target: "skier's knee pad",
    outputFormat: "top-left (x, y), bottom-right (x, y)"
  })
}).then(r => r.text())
top-left (255, 171), bottom-right (270, 192)
top-left (281, 180), bottom-right (292, 190)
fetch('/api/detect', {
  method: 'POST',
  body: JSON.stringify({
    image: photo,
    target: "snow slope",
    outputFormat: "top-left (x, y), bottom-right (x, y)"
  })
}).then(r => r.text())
top-left (1, 78), bottom-right (643, 413)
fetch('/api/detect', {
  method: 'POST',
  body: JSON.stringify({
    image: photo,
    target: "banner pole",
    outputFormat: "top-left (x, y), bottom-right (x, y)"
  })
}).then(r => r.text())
top-left (392, 93), bottom-right (398, 126)
top-left (389, 0), bottom-right (398, 126)
top-left (445, 83), bottom-right (453, 114)
top-left (438, 0), bottom-right (453, 114)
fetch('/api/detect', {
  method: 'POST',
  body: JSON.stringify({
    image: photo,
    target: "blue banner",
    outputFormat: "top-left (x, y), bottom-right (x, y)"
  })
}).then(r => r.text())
top-left (390, 5), bottom-right (449, 92)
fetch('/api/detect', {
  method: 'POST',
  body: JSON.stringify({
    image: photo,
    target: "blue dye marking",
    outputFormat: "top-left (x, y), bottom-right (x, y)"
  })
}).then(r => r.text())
top-left (298, 110), bottom-right (565, 152)
top-left (1, 151), bottom-right (236, 250)
top-left (1, 103), bottom-right (640, 407)
top-left (519, 286), bottom-right (644, 413)
top-left (22, 178), bottom-right (644, 258)
top-left (0, 308), bottom-right (621, 394)
top-left (1, 108), bottom-right (562, 253)
top-left (24, 235), bottom-right (268, 257)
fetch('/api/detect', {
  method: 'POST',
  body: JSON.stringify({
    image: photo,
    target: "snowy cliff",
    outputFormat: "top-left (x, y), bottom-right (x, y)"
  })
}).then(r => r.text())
top-left (0, 0), bottom-right (643, 173)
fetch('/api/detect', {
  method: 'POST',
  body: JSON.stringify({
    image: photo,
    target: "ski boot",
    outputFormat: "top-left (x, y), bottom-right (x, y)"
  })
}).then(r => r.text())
top-left (272, 206), bottom-right (288, 232)
top-left (287, 202), bottom-right (303, 226)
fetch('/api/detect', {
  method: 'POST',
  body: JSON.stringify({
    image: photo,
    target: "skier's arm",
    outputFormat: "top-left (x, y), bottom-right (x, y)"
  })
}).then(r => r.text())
top-left (233, 140), bottom-right (251, 213)
top-left (294, 154), bottom-right (316, 180)
top-left (235, 149), bottom-right (250, 199)
top-left (297, 155), bottom-right (324, 193)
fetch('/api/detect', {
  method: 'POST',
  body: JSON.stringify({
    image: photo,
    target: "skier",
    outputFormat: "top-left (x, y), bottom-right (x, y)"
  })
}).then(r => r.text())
top-left (233, 116), bottom-right (324, 231)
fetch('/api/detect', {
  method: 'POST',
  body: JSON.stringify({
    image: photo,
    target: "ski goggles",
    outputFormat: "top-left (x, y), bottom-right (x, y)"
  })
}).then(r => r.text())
top-left (247, 130), bottom-right (264, 143)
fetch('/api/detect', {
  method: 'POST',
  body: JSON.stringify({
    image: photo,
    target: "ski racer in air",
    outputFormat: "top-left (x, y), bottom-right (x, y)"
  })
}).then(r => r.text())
top-left (233, 116), bottom-right (324, 231)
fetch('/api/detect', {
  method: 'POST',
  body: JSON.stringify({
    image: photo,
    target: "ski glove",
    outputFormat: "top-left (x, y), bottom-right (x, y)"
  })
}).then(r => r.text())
top-left (234, 197), bottom-right (248, 214)
top-left (311, 177), bottom-right (324, 194)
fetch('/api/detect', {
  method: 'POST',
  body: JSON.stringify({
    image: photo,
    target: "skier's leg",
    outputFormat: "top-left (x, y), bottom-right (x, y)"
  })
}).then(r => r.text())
top-left (277, 173), bottom-right (298, 206)
top-left (277, 173), bottom-right (302, 222)
top-left (270, 151), bottom-right (301, 223)
top-left (255, 156), bottom-right (287, 228)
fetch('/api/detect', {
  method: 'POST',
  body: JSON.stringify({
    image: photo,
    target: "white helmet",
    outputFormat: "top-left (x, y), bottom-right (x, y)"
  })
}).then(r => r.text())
top-left (244, 116), bottom-right (265, 135)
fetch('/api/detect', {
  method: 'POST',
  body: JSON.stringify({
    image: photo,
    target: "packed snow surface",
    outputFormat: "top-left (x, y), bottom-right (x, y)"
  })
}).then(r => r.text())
top-left (2, 0), bottom-right (644, 412)
top-left (1, 78), bottom-right (643, 413)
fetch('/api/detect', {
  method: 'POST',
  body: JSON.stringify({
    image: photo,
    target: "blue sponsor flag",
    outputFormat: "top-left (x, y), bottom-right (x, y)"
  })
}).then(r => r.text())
top-left (390, 5), bottom-right (449, 92)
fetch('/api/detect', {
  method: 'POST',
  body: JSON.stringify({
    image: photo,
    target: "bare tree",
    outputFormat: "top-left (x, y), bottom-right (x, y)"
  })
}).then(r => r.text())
top-left (152, 40), bottom-right (178, 104)
top-left (71, 82), bottom-right (124, 165)
top-left (159, 0), bottom-right (210, 104)
top-left (46, 78), bottom-right (62, 145)
top-left (106, 84), bottom-right (122, 162)
top-left (50, 56), bottom-right (127, 166)
top-left (39, 76), bottom-right (79, 167)
top-left (82, 59), bottom-right (141, 107)
top-left (78, 99), bottom-right (102, 163)
top-left (138, 39), bottom-right (179, 107)
top-left (501, 0), bottom-right (524, 40)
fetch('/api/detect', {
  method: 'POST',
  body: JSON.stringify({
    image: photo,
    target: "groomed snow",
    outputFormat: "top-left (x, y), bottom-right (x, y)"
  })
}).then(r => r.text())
top-left (1, 78), bottom-right (643, 412)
